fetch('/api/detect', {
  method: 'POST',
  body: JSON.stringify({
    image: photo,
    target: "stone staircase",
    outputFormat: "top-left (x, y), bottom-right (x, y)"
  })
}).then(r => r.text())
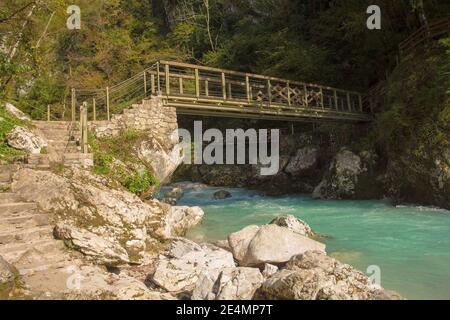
top-left (0, 164), bottom-right (82, 296)
top-left (30, 121), bottom-right (93, 168)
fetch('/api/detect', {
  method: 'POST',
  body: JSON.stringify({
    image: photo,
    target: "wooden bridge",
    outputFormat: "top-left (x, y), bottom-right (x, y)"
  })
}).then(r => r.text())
top-left (73, 60), bottom-right (372, 123)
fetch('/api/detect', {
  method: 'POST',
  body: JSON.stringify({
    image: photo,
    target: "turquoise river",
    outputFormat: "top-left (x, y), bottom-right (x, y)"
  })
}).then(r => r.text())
top-left (163, 183), bottom-right (450, 300)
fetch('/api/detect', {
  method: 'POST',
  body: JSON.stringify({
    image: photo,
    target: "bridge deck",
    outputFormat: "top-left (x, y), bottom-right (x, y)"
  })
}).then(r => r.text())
top-left (74, 60), bottom-right (372, 123)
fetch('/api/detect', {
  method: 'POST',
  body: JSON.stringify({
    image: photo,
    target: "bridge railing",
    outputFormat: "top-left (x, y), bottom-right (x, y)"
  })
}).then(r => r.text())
top-left (155, 60), bottom-right (366, 115)
top-left (71, 60), bottom-right (369, 121)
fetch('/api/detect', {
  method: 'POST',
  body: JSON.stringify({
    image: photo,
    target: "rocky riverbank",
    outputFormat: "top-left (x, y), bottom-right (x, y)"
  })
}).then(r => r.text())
top-left (173, 132), bottom-right (450, 210)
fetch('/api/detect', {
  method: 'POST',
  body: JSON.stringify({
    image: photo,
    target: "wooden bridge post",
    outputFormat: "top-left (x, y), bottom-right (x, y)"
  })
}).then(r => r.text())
top-left (71, 88), bottom-right (76, 122)
top-left (286, 81), bottom-right (291, 107)
top-left (106, 86), bottom-right (110, 121)
top-left (320, 88), bottom-right (324, 109)
top-left (358, 95), bottom-right (363, 112)
top-left (195, 68), bottom-right (200, 98)
top-left (221, 72), bottom-right (226, 100)
top-left (303, 84), bottom-right (308, 107)
top-left (165, 64), bottom-right (170, 95)
top-left (47, 105), bottom-right (50, 121)
top-left (205, 80), bottom-right (209, 97)
top-left (179, 77), bottom-right (183, 94)
top-left (80, 102), bottom-right (88, 154)
top-left (246, 76), bottom-right (251, 103)
top-left (347, 92), bottom-right (351, 112)
top-left (334, 90), bottom-right (338, 110)
top-left (267, 80), bottom-right (272, 107)
top-left (92, 98), bottom-right (96, 121)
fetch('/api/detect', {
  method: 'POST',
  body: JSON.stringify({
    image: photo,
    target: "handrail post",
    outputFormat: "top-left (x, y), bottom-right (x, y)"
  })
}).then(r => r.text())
top-left (151, 74), bottom-right (155, 95)
top-left (156, 62), bottom-right (161, 94)
top-left (221, 72), bottom-right (226, 100)
top-left (267, 80), bottom-right (271, 107)
top-left (92, 98), bottom-right (96, 121)
top-left (106, 86), bottom-right (110, 121)
top-left (165, 64), bottom-right (170, 95)
top-left (47, 105), bottom-right (50, 121)
top-left (144, 71), bottom-right (147, 97)
top-left (195, 68), bottom-right (200, 98)
top-left (246, 76), bottom-right (251, 103)
top-left (71, 88), bottom-right (76, 122)
top-left (205, 80), bottom-right (209, 97)
top-left (80, 102), bottom-right (88, 154)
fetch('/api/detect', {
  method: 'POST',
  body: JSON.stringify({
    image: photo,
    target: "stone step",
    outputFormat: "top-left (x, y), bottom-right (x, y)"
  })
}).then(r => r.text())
top-left (22, 164), bottom-right (51, 170)
top-left (0, 202), bottom-right (37, 214)
top-left (27, 154), bottom-right (50, 165)
top-left (0, 212), bottom-right (49, 226)
top-left (0, 171), bottom-right (11, 183)
top-left (0, 193), bottom-right (22, 204)
top-left (0, 239), bottom-right (59, 263)
top-left (0, 225), bottom-right (53, 245)
top-left (33, 121), bottom-right (74, 128)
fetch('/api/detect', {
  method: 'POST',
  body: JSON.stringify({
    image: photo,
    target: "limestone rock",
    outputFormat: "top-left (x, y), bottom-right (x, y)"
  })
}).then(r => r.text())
top-left (259, 250), bottom-right (402, 300)
top-left (269, 215), bottom-right (314, 237)
top-left (150, 204), bottom-right (204, 240)
top-left (227, 225), bottom-right (260, 263)
top-left (151, 243), bottom-right (235, 292)
top-left (6, 126), bottom-right (47, 154)
top-left (164, 187), bottom-right (183, 200)
top-left (192, 267), bottom-right (263, 300)
top-left (262, 263), bottom-right (279, 278)
top-left (313, 148), bottom-right (365, 199)
top-left (228, 224), bottom-right (325, 267)
top-left (54, 223), bottom-right (130, 266)
top-left (213, 190), bottom-right (232, 200)
top-left (0, 255), bottom-right (18, 299)
top-left (5, 103), bottom-right (30, 121)
top-left (137, 135), bottom-right (183, 183)
top-left (285, 147), bottom-right (318, 174)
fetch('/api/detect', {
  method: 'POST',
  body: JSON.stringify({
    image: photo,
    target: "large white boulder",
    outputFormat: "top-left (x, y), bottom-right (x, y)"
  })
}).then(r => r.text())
top-left (228, 224), bottom-right (325, 267)
top-left (6, 126), bottom-right (47, 154)
top-left (192, 267), bottom-right (264, 300)
top-left (227, 225), bottom-right (260, 262)
top-left (151, 239), bottom-right (235, 292)
top-left (54, 223), bottom-right (130, 266)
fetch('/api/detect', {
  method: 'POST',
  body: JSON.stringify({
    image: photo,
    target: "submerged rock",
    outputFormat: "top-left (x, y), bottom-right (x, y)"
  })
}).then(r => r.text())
top-left (228, 224), bottom-right (325, 267)
top-left (6, 126), bottom-right (47, 154)
top-left (213, 190), bottom-right (232, 200)
top-left (192, 267), bottom-right (263, 300)
top-left (269, 215), bottom-right (314, 237)
top-left (258, 250), bottom-right (402, 300)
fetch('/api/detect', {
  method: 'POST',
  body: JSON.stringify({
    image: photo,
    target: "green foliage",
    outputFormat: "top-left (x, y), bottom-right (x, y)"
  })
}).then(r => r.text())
top-left (0, 101), bottom-right (27, 161)
top-left (88, 130), bottom-right (159, 194)
top-left (121, 169), bottom-right (159, 195)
